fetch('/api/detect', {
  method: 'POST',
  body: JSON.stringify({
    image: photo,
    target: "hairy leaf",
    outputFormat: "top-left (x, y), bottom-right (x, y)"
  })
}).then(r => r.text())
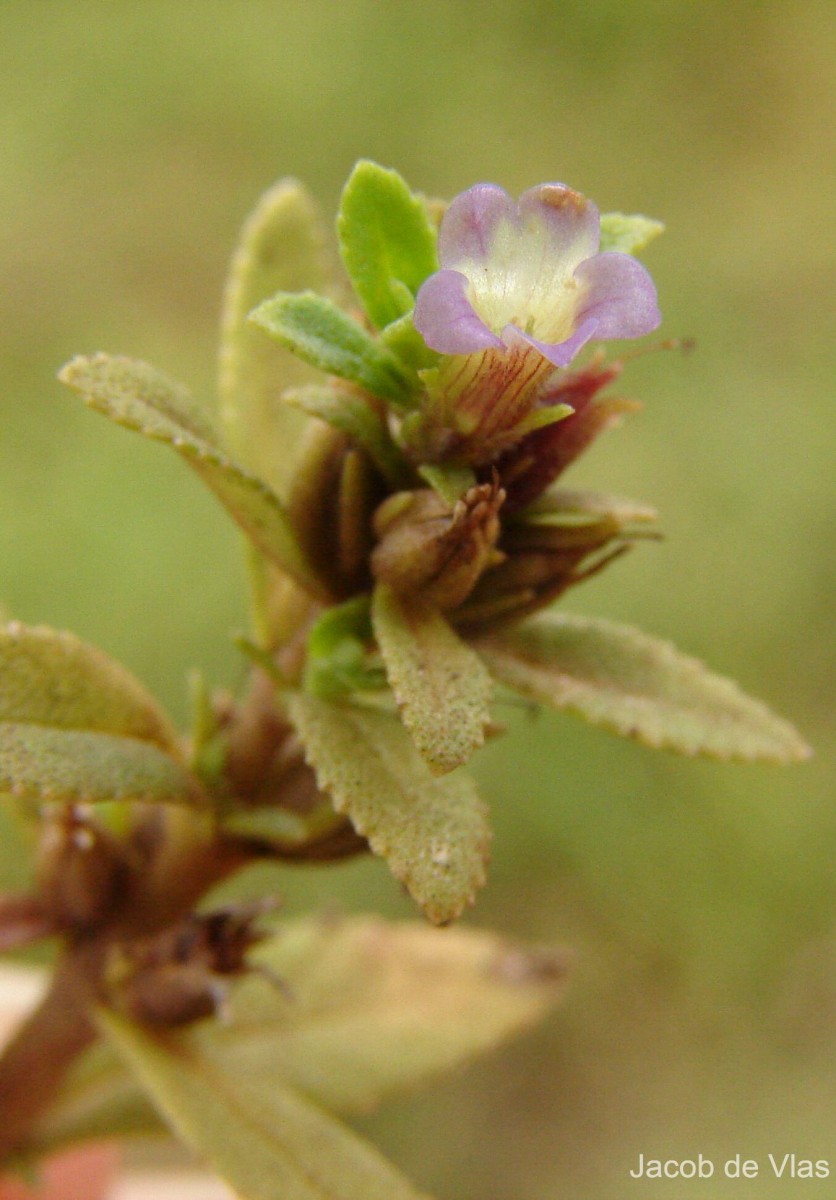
top-left (218, 177), bottom-right (333, 498)
top-left (599, 211), bottom-right (665, 255)
top-left (58, 354), bottom-right (322, 596)
top-left (372, 585), bottom-right (493, 774)
top-left (0, 622), bottom-right (177, 751)
top-left (479, 612), bottom-right (812, 762)
top-left (249, 292), bottom-right (414, 408)
top-left (0, 724), bottom-right (203, 806)
top-left (286, 694), bottom-right (490, 923)
top-left (35, 915), bottom-right (565, 1155)
top-left (338, 161), bottom-right (439, 329)
top-left (97, 1009), bottom-right (432, 1200)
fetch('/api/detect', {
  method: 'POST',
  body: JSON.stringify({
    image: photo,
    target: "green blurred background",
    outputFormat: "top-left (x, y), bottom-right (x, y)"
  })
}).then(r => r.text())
top-left (1, 1), bottom-right (834, 1196)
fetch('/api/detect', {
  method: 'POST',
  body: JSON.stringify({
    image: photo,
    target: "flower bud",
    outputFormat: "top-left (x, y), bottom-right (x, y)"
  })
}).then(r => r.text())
top-left (371, 481), bottom-right (505, 610)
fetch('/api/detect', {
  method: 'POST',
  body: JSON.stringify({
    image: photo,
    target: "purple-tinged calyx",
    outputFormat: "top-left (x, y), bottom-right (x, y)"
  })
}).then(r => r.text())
top-left (414, 183), bottom-right (660, 366)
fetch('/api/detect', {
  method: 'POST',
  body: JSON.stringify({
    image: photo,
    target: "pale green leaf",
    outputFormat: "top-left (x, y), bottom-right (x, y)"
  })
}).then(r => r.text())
top-left (517, 488), bottom-right (658, 528)
top-left (97, 1008), bottom-right (432, 1200)
top-left (338, 160), bottom-right (439, 329)
top-left (599, 211), bottom-right (665, 255)
top-left (0, 723), bottom-right (203, 805)
top-left (249, 292), bottom-right (414, 408)
top-left (285, 384), bottom-right (408, 488)
top-left (303, 595), bottom-right (386, 698)
top-left (220, 802), bottom-right (340, 849)
top-left (417, 462), bottom-right (476, 506)
top-left (235, 914), bottom-right (567, 1111)
top-left (58, 354), bottom-right (323, 597)
top-left (26, 1042), bottom-right (164, 1155)
top-left (372, 584), bottom-right (493, 774)
top-left (218, 178), bottom-right (333, 498)
top-left (378, 312), bottom-right (440, 372)
top-left (286, 694), bottom-right (490, 923)
top-left (34, 914), bottom-right (565, 1155)
top-left (478, 612), bottom-right (812, 762)
top-left (0, 622), bottom-right (178, 751)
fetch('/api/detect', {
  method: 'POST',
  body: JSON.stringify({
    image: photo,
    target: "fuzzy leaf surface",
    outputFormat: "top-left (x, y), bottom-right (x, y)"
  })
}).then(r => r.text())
top-left (219, 178), bottom-right (332, 498)
top-left (338, 161), bottom-right (439, 329)
top-left (372, 584), bottom-right (493, 774)
top-left (0, 724), bottom-right (202, 806)
top-left (97, 1008), bottom-right (432, 1200)
top-left (479, 612), bottom-right (812, 762)
top-left (0, 623), bottom-right (177, 750)
top-left (58, 354), bottom-right (321, 595)
top-left (0, 622), bottom-right (199, 805)
top-left (286, 695), bottom-right (490, 923)
top-left (249, 292), bottom-right (414, 407)
top-left (599, 211), bottom-right (665, 255)
top-left (33, 914), bottom-right (565, 1156)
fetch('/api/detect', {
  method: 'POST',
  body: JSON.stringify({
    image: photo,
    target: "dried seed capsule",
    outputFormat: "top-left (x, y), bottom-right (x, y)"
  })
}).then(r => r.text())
top-left (110, 900), bottom-right (278, 1028)
top-left (371, 480), bottom-right (505, 610)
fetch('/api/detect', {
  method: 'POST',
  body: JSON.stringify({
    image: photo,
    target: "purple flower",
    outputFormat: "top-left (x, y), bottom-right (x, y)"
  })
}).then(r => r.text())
top-left (414, 183), bottom-right (660, 367)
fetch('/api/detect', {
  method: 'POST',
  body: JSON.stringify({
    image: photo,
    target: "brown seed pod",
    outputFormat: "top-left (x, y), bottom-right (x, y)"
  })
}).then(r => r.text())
top-left (371, 479), bottom-right (505, 610)
top-left (109, 900), bottom-right (279, 1028)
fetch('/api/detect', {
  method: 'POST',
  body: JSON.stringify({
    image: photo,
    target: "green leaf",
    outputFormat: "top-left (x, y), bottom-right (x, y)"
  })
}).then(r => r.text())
top-left (34, 914), bottom-right (565, 1156)
top-left (0, 724), bottom-right (203, 806)
top-left (338, 161), bottom-right (439, 330)
top-left (372, 584), bottom-right (493, 774)
top-left (58, 354), bottom-right (323, 597)
top-left (240, 915), bottom-right (567, 1111)
top-left (599, 211), bottom-right (665, 255)
top-left (417, 462), bottom-right (476, 505)
top-left (218, 178), bottom-right (333, 499)
top-left (285, 384), bottom-right (408, 488)
top-left (26, 1041), bottom-right (165, 1155)
top-left (97, 1008), bottom-right (432, 1200)
top-left (0, 623), bottom-right (178, 751)
top-left (0, 622), bottom-right (202, 806)
top-left (286, 694), bottom-right (490, 923)
top-left (478, 612), bottom-right (812, 763)
top-left (517, 488), bottom-right (658, 528)
top-left (221, 801), bottom-right (341, 849)
top-left (250, 292), bottom-right (414, 408)
top-left (378, 312), bottom-right (440, 373)
top-left (303, 595), bottom-right (386, 698)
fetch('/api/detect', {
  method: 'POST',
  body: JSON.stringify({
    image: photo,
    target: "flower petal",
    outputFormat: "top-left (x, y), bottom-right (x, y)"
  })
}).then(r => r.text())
top-left (518, 183), bottom-right (600, 272)
top-left (502, 317), bottom-right (599, 368)
top-left (414, 269), bottom-right (504, 355)
top-left (438, 184), bottom-right (519, 270)
top-left (574, 252), bottom-right (661, 339)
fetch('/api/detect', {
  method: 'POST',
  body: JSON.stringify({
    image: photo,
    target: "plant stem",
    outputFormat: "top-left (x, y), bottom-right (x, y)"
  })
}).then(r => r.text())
top-left (0, 827), bottom-right (247, 1165)
top-left (0, 956), bottom-right (95, 1162)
